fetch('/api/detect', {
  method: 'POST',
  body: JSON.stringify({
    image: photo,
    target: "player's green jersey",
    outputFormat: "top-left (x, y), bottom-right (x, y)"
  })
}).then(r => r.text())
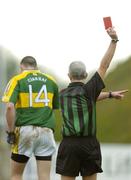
top-left (2, 70), bottom-right (59, 130)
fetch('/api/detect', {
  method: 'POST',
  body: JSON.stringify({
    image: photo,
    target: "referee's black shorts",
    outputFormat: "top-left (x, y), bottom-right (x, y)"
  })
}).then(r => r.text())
top-left (56, 136), bottom-right (103, 177)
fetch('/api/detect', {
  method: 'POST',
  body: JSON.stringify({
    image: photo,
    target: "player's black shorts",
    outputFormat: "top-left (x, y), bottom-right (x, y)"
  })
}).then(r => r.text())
top-left (56, 136), bottom-right (103, 177)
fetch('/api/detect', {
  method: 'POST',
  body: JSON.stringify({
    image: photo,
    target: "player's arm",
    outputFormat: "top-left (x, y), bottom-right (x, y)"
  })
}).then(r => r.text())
top-left (97, 89), bottom-right (128, 101)
top-left (2, 77), bottom-right (18, 144)
top-left (5, 102), bottom-right (16, 145)
top-left (6, 102), bottom-right (16, 132)
top-left (97, 27), bottom-right (118, 79)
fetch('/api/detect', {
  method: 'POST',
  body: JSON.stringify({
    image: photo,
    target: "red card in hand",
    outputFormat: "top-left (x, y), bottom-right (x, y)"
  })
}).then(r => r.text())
top-left (103, 17), bottom-right (112, 29)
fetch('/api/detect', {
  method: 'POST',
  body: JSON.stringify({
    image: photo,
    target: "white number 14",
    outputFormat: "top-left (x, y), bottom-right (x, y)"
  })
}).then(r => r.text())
top-left (29, 84), bottom-right (50, 107)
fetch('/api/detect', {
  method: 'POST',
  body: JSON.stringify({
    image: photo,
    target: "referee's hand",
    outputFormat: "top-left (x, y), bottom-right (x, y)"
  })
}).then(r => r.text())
top-left (6, 131), bottom-right (16, 145)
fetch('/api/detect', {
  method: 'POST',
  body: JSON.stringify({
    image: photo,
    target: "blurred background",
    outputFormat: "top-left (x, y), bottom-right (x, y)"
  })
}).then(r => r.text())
top-left (0, 0), bottom-right (131, 179)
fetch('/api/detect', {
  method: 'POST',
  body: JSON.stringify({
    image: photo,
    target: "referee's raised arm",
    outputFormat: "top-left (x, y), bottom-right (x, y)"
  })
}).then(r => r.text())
top-left (97, 27), bottom-right (119, 79)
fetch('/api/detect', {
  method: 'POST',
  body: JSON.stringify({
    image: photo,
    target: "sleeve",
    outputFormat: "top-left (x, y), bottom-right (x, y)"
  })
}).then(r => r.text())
top-left (52, 83), bottom-right (60, 109)
top-left (2, 77), bottom-right (19, 104)
top-left (84, 72), bottom-right (105, 101)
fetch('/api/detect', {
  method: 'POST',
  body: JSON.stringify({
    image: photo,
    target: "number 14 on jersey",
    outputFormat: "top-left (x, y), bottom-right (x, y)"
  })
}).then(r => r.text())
top-left (28, 84), bottom-right (50, 107)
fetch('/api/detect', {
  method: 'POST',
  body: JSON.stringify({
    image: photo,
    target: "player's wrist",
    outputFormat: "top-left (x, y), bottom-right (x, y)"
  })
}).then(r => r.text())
top-left (6, 131), bottom-right (16, 144)
top-left (6, 131), bottom-right (14, 133)
top-left (6, 131), bottom-right (15, 134)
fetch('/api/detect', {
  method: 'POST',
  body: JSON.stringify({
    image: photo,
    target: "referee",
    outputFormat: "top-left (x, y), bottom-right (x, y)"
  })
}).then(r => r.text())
top-left (56, 27), bottom-right (119, 180)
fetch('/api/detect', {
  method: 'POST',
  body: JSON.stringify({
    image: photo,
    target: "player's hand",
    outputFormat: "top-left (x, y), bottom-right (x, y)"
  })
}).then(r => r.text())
top-left (6, 131), bottom-right (16, 144)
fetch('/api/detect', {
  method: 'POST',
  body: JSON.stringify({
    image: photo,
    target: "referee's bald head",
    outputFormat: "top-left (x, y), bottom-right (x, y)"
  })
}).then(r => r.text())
top-left (68, 61), bottom-right (88, 80)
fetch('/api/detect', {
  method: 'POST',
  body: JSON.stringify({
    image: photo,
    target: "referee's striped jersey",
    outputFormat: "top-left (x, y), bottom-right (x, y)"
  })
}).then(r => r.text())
top-left (60, 72), bottom-right (105, 137)
top-left (2, 70), bottom-right (59, 130)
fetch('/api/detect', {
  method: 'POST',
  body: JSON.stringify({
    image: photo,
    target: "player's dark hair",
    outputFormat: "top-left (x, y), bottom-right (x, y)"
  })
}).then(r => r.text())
top-left (20, 56), bottom-right (37, 68)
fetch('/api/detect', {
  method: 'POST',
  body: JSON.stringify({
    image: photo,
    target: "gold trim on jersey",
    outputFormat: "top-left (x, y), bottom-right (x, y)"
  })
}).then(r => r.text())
top-left (15, 92), bottom-right (54, 108)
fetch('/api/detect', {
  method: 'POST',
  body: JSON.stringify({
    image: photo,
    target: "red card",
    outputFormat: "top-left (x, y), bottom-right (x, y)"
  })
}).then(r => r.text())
top-left (103, 17), bottom-right (112, 29)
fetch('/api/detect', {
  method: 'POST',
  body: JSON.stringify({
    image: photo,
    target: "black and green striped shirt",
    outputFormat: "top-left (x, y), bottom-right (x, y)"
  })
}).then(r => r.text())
top-left (60, 72), bottom-right (105, 137)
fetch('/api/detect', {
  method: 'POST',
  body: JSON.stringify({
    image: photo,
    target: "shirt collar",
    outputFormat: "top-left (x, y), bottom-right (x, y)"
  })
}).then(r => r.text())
top-left (68, 82), bottom-right (84, 87)
top-left (22, 70), bottom-right (40, 73)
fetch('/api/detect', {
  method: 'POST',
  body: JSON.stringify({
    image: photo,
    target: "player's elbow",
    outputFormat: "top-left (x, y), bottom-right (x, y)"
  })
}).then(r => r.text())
top-left (6, 102), bottom-right (15, 111)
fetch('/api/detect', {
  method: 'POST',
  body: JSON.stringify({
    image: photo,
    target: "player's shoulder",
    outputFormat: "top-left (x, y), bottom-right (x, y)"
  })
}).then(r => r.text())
top-left (8, 74), bottom-right (20, 83)
top-left (11, 73), bottom-right (24, 81)
top-left (8, 72), bottom-right (30, 84)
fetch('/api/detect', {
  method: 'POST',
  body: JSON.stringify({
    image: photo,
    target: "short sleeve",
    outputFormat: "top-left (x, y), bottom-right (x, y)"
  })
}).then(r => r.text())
top-left (84, 72), bottom-right (105, 101)
top-left (2, 77), bottom-right (19, 104)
